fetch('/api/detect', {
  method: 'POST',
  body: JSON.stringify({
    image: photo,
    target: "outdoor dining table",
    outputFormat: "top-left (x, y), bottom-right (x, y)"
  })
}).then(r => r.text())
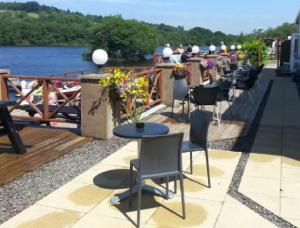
top-left (111, 122), bottom-right (170, 205)
top-left (0, 101), bottom-right (26, 154)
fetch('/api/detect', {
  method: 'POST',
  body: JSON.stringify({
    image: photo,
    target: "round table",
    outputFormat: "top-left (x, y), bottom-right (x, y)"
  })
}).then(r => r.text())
top-left (113, 122), bottom-right (169, 139)
top-left (111, 122), bottom-right (170, 205)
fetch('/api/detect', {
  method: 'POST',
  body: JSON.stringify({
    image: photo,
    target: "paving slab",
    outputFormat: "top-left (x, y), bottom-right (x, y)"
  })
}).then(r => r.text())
top-left (215, 195), bottom-right (277, 228)
top-left (0, 205), bottom-right (84, 228)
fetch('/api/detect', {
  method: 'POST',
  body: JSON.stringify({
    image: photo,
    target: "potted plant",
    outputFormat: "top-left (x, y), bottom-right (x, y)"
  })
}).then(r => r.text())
top-left (242, 39), bottom-right (267, 67)
top-left (171, 63), bottom-right (189, 80)
top-left (99, 69), bottom-right (149, 128)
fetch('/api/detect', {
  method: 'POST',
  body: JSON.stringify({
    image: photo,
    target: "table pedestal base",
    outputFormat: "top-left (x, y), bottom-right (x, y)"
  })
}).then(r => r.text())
top-left (110, 184), bottom-right (174, 205)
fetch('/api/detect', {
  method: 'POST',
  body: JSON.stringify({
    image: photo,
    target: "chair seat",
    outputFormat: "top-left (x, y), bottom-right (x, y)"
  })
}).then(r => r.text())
top-left (181, 141), bottom-right (204, 152)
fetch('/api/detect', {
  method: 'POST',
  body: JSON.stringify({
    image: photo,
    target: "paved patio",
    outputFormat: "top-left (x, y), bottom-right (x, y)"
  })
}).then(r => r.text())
top-left (1, 64), bottom-right (300, 228)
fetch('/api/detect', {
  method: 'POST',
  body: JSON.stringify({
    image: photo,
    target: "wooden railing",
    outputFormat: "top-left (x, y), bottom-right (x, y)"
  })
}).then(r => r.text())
top-left (0, 67), bottom-right (162, 124)
top-left (1, 75), bottom-right (81, 123)
top-left (47, 66), bottom-right (152, 78)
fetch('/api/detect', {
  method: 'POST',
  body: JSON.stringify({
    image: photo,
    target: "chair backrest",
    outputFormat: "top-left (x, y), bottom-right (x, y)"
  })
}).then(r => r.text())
top-left (189, 109), bottom-right (210, 149)
top-left (139, 133), bottom-right (184, 178)
top-left (191, 85), bottom-right (219, 106)
top-left (214, 80), bottom-right (231, 101)
top-left (173, 79), bottom-right (189, 100)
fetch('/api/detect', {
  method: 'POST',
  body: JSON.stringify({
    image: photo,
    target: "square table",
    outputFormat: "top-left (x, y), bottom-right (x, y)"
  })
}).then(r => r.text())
top-left (0, 101), bottom-right (26, 154)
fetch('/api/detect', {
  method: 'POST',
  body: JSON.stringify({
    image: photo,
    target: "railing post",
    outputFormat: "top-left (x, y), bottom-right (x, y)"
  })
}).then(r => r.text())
top-left (187, 58), bottom-right (204, 86)
top-left (80, 73), bottom-right (118, 139)
top-left (0, 69), bottom-right (10, 100)
top-left (156, 63), bottom-right (175, 106)
top-left (42, 80), bottom-right (49, 120)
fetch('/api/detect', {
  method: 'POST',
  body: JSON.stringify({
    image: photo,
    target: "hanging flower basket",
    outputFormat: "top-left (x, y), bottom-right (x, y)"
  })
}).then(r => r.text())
top-left (171, 63), bottom-right (189, 80)
top-left (99, 69), bottom-right (149, 124)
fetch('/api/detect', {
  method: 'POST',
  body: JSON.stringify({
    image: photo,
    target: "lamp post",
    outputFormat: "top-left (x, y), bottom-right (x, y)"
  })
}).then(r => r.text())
top-left (92, 49), bottom-right (108, 73)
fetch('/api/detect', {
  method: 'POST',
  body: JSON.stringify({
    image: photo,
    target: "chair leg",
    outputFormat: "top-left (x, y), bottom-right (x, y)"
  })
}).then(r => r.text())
top-left (174, 176), bottom-right (177, 194)
top-left (219, 101), bottom-right (223, 122)
top-left (179, 173), bottom-right (186, 219)
top-left (190, 151), bottom-right (193, 174)
top-left (166, 176), bottom-right (169, 199)
top-left (129, 162), bottom-right (133, 207)
top-left (137, 178), bottom-right (142, 228)
top-left (204, 149), bottom-right (211, 188)
top-left (186, 99), bottom-right (190, 121)
top-left (227, 100), bottom-right (233, 117)
top-left (216, 105), bottom-right (220, 126)
top-left (171, 99), bottom-right (175, 118)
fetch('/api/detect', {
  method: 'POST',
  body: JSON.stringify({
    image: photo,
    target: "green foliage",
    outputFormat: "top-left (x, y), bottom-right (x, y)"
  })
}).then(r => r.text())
top-left (91, 17), bottom-right (160, 58)
top-left (263, 22), bottom-right (298, 40)
top-left (242, 39), bottom-right (267, 66)
top-left (0, 1), bottom-right (297, 60)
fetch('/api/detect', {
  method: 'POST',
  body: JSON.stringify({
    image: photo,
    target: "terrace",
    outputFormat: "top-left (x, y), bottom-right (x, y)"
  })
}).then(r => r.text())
top-left (0, 59), bottom-right (300, 228)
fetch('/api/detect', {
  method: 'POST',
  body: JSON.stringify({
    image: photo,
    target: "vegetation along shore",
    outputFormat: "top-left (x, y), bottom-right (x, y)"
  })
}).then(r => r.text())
top-left (0, 1), bottom-right (298, 60)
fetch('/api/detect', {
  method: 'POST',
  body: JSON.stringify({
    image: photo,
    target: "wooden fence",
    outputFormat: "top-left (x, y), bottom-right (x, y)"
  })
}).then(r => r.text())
top-left (0, 67), bottom-right (163, 123)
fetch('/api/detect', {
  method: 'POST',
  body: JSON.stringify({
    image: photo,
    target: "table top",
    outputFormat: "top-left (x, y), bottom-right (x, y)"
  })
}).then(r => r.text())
top-left (113, 123), bottom-right (169, 139)
top-left (0, 101), bottom-right (16, 109)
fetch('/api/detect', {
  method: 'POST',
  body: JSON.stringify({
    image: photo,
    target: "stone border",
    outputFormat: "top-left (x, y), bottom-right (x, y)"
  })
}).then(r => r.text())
top-left (228, 80), bottom-right (297, 228)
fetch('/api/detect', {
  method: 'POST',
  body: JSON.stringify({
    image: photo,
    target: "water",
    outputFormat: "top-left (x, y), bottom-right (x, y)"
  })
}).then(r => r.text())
top-left (0, 46), bottom-right (96, 76)
top-left (0, 46), bottom-right (216, 77)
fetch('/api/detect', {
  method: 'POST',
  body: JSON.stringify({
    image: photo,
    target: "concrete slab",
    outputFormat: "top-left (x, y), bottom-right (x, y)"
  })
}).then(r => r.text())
top-left (215, 195), bottom-right (277, 228)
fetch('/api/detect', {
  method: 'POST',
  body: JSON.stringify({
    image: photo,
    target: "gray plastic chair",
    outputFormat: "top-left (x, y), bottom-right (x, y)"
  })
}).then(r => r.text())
top-left (171, 79), bottom-right (190, 120)
top-left (129, 133), bottom-right (185, 228)
top-left (181, 110), bottom-right (211, 188)
top-left (190, 85), bottom-right (220, 126)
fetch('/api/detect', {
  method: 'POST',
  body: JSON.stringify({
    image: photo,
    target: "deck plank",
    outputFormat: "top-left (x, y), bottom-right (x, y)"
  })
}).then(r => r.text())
top-left (0, 127), bottom-right (91, 185)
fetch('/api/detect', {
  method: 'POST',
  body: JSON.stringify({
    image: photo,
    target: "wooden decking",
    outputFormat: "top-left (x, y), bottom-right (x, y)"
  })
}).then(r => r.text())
top-left (145, 78), bottom-right (270, 141)
top-left (0, 127), bottom-right (91, 185)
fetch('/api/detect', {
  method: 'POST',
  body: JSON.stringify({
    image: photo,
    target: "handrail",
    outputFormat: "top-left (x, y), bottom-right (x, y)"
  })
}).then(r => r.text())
top-left (1, 75), bottom-right (80, 81)
top-left (0, 67), bottom-right (162, 124)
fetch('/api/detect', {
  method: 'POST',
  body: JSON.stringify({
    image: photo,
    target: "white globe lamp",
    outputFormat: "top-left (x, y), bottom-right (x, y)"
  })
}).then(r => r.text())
top-left (92, 49), bottom-right (108, 72)
top-left (209, 44), bottom-right (216, 54)
top-left (237, 44), bottom-right (242, 50)
top-left (221, 44), bottom-right (227, 51)
top-left (192, 45), bottom-right (200, 54)
top-left (230, 45), bottom-right (236, 50)
top-left (162, 47), bottom-right (173, 58)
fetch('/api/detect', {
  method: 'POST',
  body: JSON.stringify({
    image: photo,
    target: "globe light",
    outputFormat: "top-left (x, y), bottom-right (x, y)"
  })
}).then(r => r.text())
top-left (192, 45), bottom-right (200, 54)
top-left (92, 49), bottom-right (108, 66)
top-left (237, 44), bottom-right (242, 50)
top-left (162, 47), bottom-right (173, 58)
top-left (288, 36), bottom-right (291, 40)
top-left (230, 45), bottom-right (236, 50)
top-left (209, 44), bottom-right (216, 52)
top-left (221, 44), bottom-right (227, 51)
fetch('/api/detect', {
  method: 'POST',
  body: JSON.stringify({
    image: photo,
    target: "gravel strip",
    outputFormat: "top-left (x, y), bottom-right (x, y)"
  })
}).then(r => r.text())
top-left (0, 137), bottom-right (130, 224)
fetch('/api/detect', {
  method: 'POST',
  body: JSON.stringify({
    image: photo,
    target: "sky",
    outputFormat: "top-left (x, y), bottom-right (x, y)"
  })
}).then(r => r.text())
top-left (2, 0), bottom-right (300, 34)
